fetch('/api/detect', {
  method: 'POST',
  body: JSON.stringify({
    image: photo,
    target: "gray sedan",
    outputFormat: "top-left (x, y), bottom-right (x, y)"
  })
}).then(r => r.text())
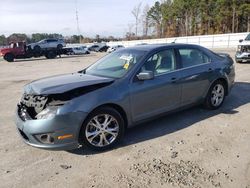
top-left (15, 44), bottom-right (235, 151)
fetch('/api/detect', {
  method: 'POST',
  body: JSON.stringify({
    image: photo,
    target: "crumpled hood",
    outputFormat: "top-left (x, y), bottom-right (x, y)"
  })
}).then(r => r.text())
top-left (24, 73), bottom-right (114, 95)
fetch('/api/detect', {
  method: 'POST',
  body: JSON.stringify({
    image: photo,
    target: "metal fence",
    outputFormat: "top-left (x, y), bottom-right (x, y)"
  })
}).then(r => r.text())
top-left (0, 45), bottom-right (8, 49)
top-left (107, 32), bottom-right (249, 49)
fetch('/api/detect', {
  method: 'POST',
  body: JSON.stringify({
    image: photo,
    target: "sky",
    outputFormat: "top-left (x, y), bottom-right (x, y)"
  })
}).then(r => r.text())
top-left (0, 0), bottom-right (157, 37)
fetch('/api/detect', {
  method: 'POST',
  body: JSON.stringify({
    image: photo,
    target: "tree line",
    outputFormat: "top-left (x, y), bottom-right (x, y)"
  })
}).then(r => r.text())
top-left (0, 33), bottom-right (121, 46)
top-left (127, 0), bottom-right (250, 40)
top-left (1, 0), bottom-right (249, 45)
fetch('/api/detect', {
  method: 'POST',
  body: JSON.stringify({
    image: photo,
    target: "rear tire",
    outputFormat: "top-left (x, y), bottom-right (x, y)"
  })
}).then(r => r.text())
top-left (57, 44), bottom-right (63, 50)
top-left (4, 53), bottom-right (14, 62)
top-left (45, 51), bottom-right (57, 59)
top-left (79, 107), bottom-right (125, 151)
top-left (204, 80), bottom-right (226, 110)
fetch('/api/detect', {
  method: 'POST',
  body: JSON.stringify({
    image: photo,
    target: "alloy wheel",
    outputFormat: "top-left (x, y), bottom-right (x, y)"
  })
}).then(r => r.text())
top-left (85, 114), bottom-right (119, 147)
top-left (211, 84), bottom-right (225, 107)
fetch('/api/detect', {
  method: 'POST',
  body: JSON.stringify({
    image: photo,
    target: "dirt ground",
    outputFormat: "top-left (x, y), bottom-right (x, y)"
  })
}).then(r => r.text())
top-left (0, 49), bottom-right (249, 188)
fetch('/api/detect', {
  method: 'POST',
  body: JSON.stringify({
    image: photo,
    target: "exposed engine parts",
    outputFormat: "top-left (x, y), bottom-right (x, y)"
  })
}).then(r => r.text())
top-left (21, 94), bottom-right (48, 114)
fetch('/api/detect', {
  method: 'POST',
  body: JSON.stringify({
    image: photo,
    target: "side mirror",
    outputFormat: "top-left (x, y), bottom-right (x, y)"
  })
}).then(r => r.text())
top-left (137, 71), bottom-right (154, 81)
top-left (239, 39), bottom-right (243, 43)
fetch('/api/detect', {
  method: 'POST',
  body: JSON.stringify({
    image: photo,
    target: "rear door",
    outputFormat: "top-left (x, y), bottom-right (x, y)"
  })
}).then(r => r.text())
top-left (177, 48), bottom-right (212, 106)
top-left (129, 49), bottom-right (181, 122)
top-left (48, 39), bottom-right (57, 48)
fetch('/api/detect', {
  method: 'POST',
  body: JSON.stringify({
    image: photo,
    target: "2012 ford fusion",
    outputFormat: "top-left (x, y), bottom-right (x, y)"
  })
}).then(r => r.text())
top-left (15, 44), bottom-right (235, 151)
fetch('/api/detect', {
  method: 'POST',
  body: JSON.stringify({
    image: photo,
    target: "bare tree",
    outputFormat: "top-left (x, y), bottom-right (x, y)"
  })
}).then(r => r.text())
top-left (125, 23), bottom-right (135, 40)
top-left (131, 2), bottom-right (142, 36)
top-left (141, 4), bottom-right (150, 37)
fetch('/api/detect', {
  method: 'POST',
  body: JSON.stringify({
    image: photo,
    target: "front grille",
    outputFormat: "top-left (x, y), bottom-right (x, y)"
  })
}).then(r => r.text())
top-left (18, 129), bottom-right (29, 141)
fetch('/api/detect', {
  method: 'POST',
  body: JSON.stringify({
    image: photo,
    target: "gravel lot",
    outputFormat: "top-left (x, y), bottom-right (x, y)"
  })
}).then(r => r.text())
top-left (0, 49), bottom-right (249, 188)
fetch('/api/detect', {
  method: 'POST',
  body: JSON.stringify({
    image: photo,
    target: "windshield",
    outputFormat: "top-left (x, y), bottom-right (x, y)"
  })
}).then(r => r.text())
top-left (246, 34), bottom-right (250, 41)
top-left (38, 39), bottom-right (45, 43)
top-left (85, 49), bottom-right (145, 78)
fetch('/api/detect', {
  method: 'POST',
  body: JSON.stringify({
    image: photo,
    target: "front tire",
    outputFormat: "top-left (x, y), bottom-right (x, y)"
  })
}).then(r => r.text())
top-left (204, 80), bottom-right (226, 110)
top-left (34, 45), bottom-right (41, 53)
top-left (45, 51), bottom-right (57, 59)
top-left (79, 107), bottom-right (125, 151)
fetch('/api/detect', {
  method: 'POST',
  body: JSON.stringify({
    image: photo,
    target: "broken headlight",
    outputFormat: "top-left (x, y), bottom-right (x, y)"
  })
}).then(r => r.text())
top-left (35, 106), bottom-right (60, 120)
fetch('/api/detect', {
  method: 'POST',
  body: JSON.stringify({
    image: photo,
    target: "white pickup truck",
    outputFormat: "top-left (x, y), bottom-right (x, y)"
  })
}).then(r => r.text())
top-left (235, 33), bottom-right (250, 63)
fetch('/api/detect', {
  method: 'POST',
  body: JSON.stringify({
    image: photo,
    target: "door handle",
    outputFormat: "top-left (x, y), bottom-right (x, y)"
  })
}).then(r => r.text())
top-left (207, 68), bottom-right (213, 72)
top-left (171, 77), bottom-right (178, 83)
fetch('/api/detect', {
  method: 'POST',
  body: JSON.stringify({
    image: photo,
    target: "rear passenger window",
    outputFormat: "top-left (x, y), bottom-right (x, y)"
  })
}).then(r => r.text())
top-left (47, 39), bottom-right (57, 43)
top-left (179, 49), bottom-right (210, 68)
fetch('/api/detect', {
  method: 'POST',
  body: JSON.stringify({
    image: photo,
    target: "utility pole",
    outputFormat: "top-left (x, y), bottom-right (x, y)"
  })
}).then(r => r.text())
top-left (75, 0), bottom-right (81, 43)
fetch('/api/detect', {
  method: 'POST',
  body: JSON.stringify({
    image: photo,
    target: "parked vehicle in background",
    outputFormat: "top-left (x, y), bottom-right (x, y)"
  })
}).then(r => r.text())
top-left (15, 44), bottom-right (235, 151)
top-left (236, 33), bottom-right (250, 63)
top-left (28, 38), bottom-right (65, 52)
top-left (98, 45), bottom-right (109, 52)
top-left (0, 41), bottom-right (58, 62)
top-left (71, 46), bottom-right (90, 55)
top-left (107, 45), bottom-right (124, 53)
top-left (88, 43), bottom-right (107, 52)
top-left (239, 33), bottom-right (250, 43)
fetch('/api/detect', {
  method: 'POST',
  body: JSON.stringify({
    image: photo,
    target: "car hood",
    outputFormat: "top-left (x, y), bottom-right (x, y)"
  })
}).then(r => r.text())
top-left (24, 73), bottom-right (114, 95)
top-left (0, 47), bottom-right (11, 53)
top-left (240, 40), bottom-right (250, 45)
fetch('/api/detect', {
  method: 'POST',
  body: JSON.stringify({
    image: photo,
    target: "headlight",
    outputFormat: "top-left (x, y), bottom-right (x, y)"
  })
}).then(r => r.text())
top-left (35, 106), bottom-right (60, 120)
top-left (237, 45), bottom-right (241, 52)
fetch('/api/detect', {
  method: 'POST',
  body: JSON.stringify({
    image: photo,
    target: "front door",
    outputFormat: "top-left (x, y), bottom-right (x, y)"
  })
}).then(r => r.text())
top-left (130, 49), bottom-right (181, 122)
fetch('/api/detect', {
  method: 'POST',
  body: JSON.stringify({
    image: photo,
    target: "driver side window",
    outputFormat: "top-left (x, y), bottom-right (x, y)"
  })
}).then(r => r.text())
top-left (141, 49), bottom-right (176, 76)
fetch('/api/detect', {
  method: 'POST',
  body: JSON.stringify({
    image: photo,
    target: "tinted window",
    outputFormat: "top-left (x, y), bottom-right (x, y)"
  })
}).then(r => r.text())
top-left (47, 39), bottom-right (57, 43)
top-left (179, 48), bottom-right (210, 68)
top-left (141, 49), bottom-right (176, 76)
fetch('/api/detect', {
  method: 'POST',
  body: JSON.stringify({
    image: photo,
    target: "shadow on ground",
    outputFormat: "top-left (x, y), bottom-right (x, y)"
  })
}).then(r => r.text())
top-left (68, 81), bottom-right (250, 155)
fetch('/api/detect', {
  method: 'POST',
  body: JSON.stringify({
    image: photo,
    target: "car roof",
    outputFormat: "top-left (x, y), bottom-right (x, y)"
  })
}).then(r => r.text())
top-left (125, 43), bottom-right (203, 51)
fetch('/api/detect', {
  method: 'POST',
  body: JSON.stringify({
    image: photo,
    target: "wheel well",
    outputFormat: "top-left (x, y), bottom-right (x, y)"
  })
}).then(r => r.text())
top-left (4, 53), bottom-right (13, 57)
top-left (94, 103), bottom-right (128, 128)
top-left (215, 78), bottom-right (228, 95)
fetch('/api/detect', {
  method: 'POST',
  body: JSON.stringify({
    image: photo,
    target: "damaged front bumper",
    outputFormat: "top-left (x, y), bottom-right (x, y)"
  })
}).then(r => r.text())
top-left (15, 105), bottom-right (88, 150)
top-left (235, 52), bottom-right (250, 62)
top-left (235, 45), bottom-right (250, 63)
